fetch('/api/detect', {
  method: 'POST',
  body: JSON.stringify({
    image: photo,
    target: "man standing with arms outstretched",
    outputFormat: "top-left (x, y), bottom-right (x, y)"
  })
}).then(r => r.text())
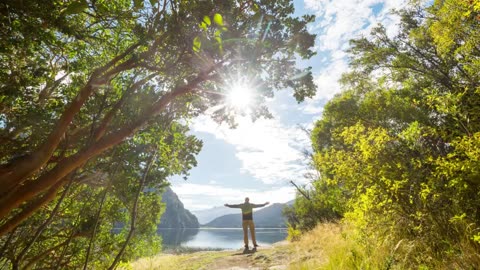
top-left (225, 197), bottom-right (269, 249)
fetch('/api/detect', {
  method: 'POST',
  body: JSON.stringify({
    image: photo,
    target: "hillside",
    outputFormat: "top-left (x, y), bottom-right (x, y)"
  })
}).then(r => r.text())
top-left (158, 187), bottom-right (199, 228)
top-left (204, 203), bottom-right (287, 228)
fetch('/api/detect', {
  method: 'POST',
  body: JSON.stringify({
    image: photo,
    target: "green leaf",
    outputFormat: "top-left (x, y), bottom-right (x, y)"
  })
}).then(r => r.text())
top-left (134, 0), bottom-right (144, 10)
top-left (213, 13), bottom-right (223, 26)
top-left (203, 16), bottom-right (211, 26)
top-left (215, 37), bottom-right (223, 48)
top-left (193, 36), bottom-right (201, 52)
top-left (64, 0), bottom-right (88, 15)
top-left (199, 22), bottom-right (207, 31)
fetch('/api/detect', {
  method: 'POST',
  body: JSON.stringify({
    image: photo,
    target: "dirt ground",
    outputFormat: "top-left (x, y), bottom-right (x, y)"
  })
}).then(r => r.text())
top-left (129, 241), bottom-right (294, 270)
top-left (201, 242), bottom-right (291, 270)
top-left (202, 242), bottom-right (290, 270)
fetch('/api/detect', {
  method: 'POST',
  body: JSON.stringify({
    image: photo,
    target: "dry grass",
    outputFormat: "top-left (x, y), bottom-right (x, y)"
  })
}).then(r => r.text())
top-left (286, 223), bottom-right (335, 269)
top-left (286, 222), bottom-right (392, 270)
top-left (124, 251), bottom-right (231, 270)
top-left (287, 222), bottom-right (480, 270)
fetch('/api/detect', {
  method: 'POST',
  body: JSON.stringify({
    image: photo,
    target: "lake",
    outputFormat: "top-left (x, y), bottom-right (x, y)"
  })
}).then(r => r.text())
top-left (158, 228), bottom-right (288, 250)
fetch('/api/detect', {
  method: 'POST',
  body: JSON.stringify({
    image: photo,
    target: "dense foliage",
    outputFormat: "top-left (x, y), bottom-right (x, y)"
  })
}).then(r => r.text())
top-left (0, 0), bottom-right (315, 268)
top-left (289, 0), bottom-right (480, 267)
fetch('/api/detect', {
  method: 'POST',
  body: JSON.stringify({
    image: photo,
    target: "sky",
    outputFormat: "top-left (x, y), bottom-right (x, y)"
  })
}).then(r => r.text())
top-left (169, 0), bottom-right (409, 211)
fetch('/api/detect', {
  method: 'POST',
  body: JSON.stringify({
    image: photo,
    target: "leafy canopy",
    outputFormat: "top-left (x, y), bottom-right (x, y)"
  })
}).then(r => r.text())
top-left (0, 0), bottom-right (316, 268)
top-left (289, 0), bottom-right (480, 267)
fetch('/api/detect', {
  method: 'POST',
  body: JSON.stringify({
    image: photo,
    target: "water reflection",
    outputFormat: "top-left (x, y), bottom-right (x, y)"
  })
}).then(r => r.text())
top-left (158, 228), bottom-right (199, 246)
top-left (158, 228), bottom-right (287, 250)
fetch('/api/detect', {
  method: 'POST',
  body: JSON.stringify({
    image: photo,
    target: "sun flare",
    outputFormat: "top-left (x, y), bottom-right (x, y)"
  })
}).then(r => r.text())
top-left (227, 84), bottom-right (252, 109)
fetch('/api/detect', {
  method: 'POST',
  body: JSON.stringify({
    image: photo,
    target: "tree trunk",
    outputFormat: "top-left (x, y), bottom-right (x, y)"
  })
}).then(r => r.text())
top-left (0, 227), bottom-right (17, 258)
top-left (22, 236), bottom-right (72, 270)
top-left (93, 74), bottom-right (155, 141)
top-left (0, 178), bottom-right (68, 236)
top-left (15, 176), bottom-right (74, 263)
top-left (53, 215), bottom-right (83, 270)
top-left (83, 183), bottom-right (111, 270)
top-left (0, 82), bottom-right (97, 193)
top-left (290, 180), bottom-right (311, 201)
top-left (0, 42), bottom-right (141, 195)
top-left (0, 67), bottom-right (213, 226)
top-left (107, 152), bottom-right (156, 270)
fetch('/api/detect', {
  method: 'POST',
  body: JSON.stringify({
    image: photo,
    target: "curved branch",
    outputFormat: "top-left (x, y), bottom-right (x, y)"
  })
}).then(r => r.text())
top-left (0, 178), bottom-right (69, 237)
top-left (0, 66), bottom-right (215, 223)
top-left (0, 42), bottom-right (142, 195)
top-left (82, 185), bottom-right (109, 270)
top-left (93, 74), bottom-right (156, 141)
top-left (15, 176), bottom-right (75, 263)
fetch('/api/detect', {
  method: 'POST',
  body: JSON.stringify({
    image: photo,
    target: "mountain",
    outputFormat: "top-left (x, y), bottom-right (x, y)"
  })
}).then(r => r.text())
top-left (204, 203), bottom-right (288, 228)
top-left (192, 206), bottom-right (239, 225)
top-left (158, 187), bottom-right (199, 228)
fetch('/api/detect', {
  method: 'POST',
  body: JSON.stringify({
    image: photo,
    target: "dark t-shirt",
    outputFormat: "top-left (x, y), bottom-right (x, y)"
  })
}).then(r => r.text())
top-left (242, 212), bottom-right (253, 220)
top-left (226, 202), bottom-right (266, 221)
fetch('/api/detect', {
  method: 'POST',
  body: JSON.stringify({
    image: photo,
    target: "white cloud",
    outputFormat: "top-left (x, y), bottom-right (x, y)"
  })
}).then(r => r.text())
top-left (171, 183), bottom-right (295, 210)
top-left (171, 0), bottom-right (411, 211)
top-left (192, 1), bottom-right (410, 183)
top-left (315, 58), bottom-right (348, 96)
top-left (192, 115), bottom-right (311, 185)
top-left (301, 0), bottom-right (408, 108)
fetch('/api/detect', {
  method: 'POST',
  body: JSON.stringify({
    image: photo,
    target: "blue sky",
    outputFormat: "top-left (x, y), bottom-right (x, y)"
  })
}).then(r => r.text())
top-left (170, 0), bottom-right (408, 211)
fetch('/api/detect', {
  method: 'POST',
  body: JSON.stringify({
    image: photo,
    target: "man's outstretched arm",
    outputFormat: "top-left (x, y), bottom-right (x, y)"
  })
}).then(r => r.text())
top-left (252, 202), bottom-right (269, 208)
top-left (224, 203), bottom-right (242, 208)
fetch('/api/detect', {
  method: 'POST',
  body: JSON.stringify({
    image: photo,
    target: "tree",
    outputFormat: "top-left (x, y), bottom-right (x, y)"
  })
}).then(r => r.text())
top-left (296, 0), bottom-right (479, 267)
top-left (0, 0), bottom-right (316, 235)
top-left (0, 118), bottom-right (201, 268)
top-left (0, 0), bottom-right (317, 268)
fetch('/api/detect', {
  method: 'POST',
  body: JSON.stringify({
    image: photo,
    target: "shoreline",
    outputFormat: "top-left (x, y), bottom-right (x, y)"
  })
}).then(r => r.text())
top-left (157, 227), bottom-right (287, 230)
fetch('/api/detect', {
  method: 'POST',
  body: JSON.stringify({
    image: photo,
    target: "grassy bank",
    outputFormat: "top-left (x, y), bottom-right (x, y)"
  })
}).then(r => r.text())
top-left (290, 223), bottom-right (480, 269)
top-left (126, 251), bottom-right (231, 270)
top-left (125, 224), bottom-right (336, 270)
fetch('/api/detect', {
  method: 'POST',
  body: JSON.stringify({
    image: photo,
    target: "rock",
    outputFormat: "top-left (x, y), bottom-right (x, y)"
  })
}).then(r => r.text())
top-left (268, 266), bottom-right (287, 270)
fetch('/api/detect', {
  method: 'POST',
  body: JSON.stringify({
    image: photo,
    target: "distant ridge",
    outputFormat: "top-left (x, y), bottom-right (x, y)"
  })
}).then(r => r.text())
top-left (192, 206), bottom-right (239, 225)
top-left (203, 203), bottom-right (288, 228)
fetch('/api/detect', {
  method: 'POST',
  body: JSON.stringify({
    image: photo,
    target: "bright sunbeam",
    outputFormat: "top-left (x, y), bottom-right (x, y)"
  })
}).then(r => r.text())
top-left (227, 84), bottom-right (252, 109)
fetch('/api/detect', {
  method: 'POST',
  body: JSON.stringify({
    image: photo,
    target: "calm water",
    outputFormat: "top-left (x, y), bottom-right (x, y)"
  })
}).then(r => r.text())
top-left (158, 228), bottom-right (287, 250)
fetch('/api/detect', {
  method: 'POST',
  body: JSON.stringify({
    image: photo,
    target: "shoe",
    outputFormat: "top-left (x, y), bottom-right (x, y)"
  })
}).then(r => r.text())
top-left (244, 245), bottom-right (249, 249)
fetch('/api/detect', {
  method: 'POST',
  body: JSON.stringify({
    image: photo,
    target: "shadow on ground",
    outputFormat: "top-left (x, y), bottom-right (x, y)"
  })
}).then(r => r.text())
top-left (232, 247), bottom-right (257, 256)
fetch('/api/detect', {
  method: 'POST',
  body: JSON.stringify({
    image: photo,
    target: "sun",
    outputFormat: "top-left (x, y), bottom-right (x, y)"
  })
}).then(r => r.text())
top-left (227, 83), bottom-right (252, 109)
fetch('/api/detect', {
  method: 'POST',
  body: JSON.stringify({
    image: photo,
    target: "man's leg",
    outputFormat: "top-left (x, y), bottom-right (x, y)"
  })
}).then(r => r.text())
top-left (248, 220), bottom-right (257, 246)
top-left (242, 221), bottom-right (249, 247)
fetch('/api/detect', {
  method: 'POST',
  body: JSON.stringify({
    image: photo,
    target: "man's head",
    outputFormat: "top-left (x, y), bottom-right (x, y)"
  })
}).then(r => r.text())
top-left (245, 197), bottom-right (249, 203)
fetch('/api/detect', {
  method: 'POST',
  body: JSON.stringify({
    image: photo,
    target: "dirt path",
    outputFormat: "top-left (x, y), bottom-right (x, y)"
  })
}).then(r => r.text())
top-left (129, 241), bottom-right (294, 270)
top-left (202, 243), bottom-right (290, 270)
top-left (129, 224), bottom-right (336, 270)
